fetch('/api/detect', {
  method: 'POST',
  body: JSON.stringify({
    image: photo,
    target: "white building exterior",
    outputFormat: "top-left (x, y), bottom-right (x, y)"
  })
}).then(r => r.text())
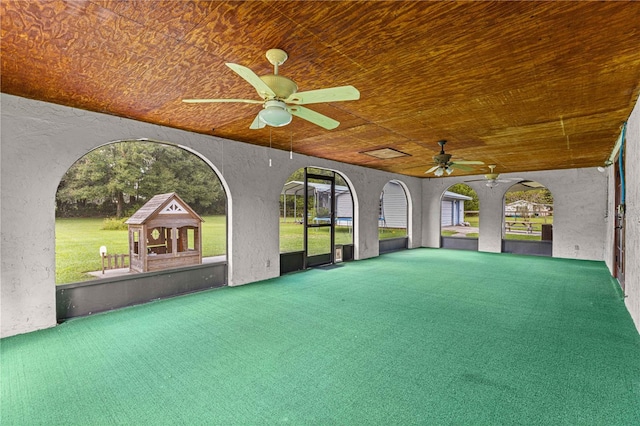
top-left (441, 191), bottom-right (473, 226)
top-left (380, 181), bottom-right (408, 228)
top-left (505, 200), bottom-right (552, 217)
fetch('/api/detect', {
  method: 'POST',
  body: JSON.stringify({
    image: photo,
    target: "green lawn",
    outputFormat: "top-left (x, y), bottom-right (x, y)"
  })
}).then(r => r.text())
top-left (279, 222), bottom-right (352, 255)
top-left (56, 217), bottom-right (407, 284)
top-left (279, 222), bottom-right (406, 255)
top-left (56, 212), bottom-right (548, 284)
top-left (441, 215), bottom-right (553, 240)
top-left (379, 227), bottom-right (408, 240)
top-left (504, 216), bottom-right (553, 232)
top-left (504, 215), bottom-right (553, 240)
top-left (465, 215), bottom-right (479, 227)
top-left (56, 216), bottom-right (227, 284)
top-left (504, 233), bottom-right (543, 241)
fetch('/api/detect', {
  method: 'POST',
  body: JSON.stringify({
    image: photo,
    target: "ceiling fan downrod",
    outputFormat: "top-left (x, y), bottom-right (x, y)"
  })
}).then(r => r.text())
top-left (265, 49), bottom-right (288, 75)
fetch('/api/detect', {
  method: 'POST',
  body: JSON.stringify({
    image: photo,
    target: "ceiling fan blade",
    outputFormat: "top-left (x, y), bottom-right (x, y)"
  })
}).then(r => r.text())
top-left (464, 178), bottom-right (488, 182)
top-left (288, 106), bottom-right (339, 130)
top-left (452, 160), bottom-right (485, 165)
top-left (425, 165), bottom-right (439, 174)
top-left (519, 180), bottom-right (546, 188)
top-left (182, 98), bottom-right (263, 104)
top-left (285, 85), bottom-right (360, 105)
top-left (249, 113), bottom-right (266, 130)
top-left (226, 63), bottom-right (276, 99)
top-left (450, 163), bottom-right (474, 171)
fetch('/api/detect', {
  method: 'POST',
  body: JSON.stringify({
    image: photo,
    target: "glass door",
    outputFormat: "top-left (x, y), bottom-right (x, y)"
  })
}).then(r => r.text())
top-left (614, 154), bottom-right (625, 290)
top-left (304, 169), bottom-right (335, 268)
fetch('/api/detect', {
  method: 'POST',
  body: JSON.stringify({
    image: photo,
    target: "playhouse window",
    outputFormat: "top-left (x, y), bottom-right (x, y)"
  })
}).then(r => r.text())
top-left (187, 227), bottom-right (196, 251)
top-left (176, 226), bottom-right (198, 252)
top-left (133, 231), bottom-right (139, 255)
top-left (147, 227), bottom-right (170, 254)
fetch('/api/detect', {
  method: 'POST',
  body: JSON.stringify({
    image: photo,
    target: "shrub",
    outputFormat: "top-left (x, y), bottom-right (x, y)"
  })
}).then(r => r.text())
top-left (102, 217), bottom-right (129, 231)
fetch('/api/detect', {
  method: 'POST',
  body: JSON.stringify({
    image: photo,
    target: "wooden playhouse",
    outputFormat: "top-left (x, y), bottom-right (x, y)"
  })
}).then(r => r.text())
top-left (125, 192), bottom-right (203, 273)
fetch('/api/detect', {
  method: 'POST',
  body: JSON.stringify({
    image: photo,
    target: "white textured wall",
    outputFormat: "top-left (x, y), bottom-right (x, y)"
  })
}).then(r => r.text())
top-left (623, 99), bottom-right (640, 333)
top-left (421, 168), bottom-right (608, 260)
top-left (469, 182), bottom-right (506, 253)
top-left (0, 93), bottom-right (632, 337)
top-left (422, 177), bottom-right (458, 248)
top-left (509, 168), bottom-right (608, 260)
top-left (0, 94), bottom-right (423, 338)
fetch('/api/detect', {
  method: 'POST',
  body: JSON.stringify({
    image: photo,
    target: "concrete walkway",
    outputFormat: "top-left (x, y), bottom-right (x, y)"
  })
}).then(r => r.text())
top-left (87, 255), bottom-right (227, 279)
top-left (442, 225), bottom-right (479, 237)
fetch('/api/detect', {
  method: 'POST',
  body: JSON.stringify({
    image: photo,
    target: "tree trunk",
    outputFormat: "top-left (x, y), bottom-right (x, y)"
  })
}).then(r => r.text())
top-left (116, 191), bottom-right (125, 218)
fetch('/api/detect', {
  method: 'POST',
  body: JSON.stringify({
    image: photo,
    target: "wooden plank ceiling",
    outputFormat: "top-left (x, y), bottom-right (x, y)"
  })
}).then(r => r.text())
top-left (2, 1), bottom-right (640, 178)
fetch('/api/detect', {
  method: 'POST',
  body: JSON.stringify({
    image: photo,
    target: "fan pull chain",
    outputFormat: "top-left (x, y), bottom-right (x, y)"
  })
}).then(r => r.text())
top-left (290, 132), bottom-right (293, 159)
top-left (269, 128), bottom-right (272, 167)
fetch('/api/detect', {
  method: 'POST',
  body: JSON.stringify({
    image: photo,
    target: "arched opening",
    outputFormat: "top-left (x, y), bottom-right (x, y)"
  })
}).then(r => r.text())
top-left (378, 180), bottom-right (409, 253)
top-left (55, 140), bottom-right (228, 318)
top-left (280, 167), bottom-right (354, 274)
top-left (440, 183), bottom-right (479, 251)
top-left (502, 180), bottom-right (554, 256)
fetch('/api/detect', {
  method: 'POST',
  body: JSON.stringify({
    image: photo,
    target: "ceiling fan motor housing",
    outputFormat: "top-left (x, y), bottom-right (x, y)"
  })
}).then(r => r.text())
top-left (260, 75), bottom-right (298, 99)
top-left (434, 153), bottom-right (452, 165)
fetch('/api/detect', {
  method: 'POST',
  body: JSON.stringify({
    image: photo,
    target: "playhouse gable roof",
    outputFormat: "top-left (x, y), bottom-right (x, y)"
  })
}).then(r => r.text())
top-left (125, 193), bottom-right (203, 225)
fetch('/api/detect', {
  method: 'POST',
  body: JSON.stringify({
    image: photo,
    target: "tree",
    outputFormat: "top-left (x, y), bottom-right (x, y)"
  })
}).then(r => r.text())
top-left (56, 142), bottom-right (225, 218)
top-left (56, 143), bottom-right (147, 217)
top-left (140, 145), bottom-right (225, 214)
top-left (505, 188), bottom-right (553, 205)
top-left (447, 183), bottom-right (479, 211)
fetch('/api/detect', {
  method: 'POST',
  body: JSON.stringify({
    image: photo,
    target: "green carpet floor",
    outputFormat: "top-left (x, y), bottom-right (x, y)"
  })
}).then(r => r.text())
top-left (2, 249), bottom-right (639, 425)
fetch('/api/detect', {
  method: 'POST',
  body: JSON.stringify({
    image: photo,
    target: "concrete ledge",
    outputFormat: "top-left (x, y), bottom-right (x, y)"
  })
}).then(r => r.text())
top-left (56, 261), bottom-right (227, 321)
top-left (502, 239), bottom-right (552, 256)
top-left (280, 251), bottom-right (305, 275)
top-left (379, 237), bottom-right (408, 254)
top-left (441, 236), bottom-right (479, 251)
top-left (280, 244), bottom-right (355, 275)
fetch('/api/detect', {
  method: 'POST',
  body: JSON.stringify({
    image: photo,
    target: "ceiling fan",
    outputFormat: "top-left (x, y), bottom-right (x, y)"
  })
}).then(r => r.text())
top-left (182, 49), bottom-right (360, 130)
top-left (425, 140), bottom-right (484, 176)
top-left (465, 165), bottom-right (523, 187)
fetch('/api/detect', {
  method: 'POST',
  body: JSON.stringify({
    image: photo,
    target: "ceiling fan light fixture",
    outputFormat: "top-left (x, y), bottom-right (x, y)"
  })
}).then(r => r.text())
top-left (445, 166), bottom-right (453, 175)
top-left (434, 167), bottom-right (444, 177)
top-left (259, 100), bottom-right (292, 127)
top-left (598, 160), bottom-right (614, 172)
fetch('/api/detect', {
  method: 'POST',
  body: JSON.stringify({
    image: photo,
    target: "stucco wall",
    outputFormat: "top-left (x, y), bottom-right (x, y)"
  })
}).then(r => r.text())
top-left (623, 99), bottom-right (640, 333)
top-left (421, 168), bottom-right (608, 260)
top-left (0, 94), bottom-right (424, 338)
top-left (0, 92), bottom-right (631, 338)
top-left (512, 168), bottom-right (608, 260)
